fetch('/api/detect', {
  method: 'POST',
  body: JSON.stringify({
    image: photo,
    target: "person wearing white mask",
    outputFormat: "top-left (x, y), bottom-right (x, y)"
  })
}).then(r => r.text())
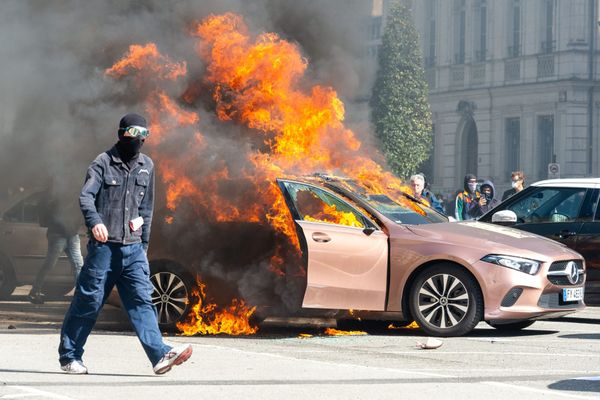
top-left (502, 171), bottom-right (525, 201)
top-left (455, 173), bottom-right (482, 221)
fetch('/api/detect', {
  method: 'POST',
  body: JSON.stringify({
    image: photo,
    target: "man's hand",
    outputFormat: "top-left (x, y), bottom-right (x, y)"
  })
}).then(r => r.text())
top-left (92, 223), bottom-right (109, 242)
top-left (479, 197), bottom-right (487, 206)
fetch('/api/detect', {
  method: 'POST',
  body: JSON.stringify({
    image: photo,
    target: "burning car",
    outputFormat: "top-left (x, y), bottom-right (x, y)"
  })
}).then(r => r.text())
top-left (155, 175), bottom-right (586, 337)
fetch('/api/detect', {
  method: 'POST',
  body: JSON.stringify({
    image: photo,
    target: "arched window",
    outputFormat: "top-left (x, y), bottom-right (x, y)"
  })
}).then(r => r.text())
top-left (464, 119), bottom-right (478, 176)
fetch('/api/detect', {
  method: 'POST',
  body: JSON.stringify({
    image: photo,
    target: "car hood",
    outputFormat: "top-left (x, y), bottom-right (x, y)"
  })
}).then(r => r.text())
top-left (404, 221), bottom-right (580, 261)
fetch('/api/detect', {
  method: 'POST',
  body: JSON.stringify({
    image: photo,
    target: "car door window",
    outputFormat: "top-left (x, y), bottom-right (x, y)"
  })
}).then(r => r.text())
top-left (3, 193), bottom-right (42, 223)
top-left (3, 200), bottom-right (24, 222)
top-left (580, 189), bottom-right (599, 222)
top-left (507, 187), bottom-right (587, 223)
top-left (595, 190), bottom-right (600, 221)
top-left (282, 182), bottom-right (369, 228)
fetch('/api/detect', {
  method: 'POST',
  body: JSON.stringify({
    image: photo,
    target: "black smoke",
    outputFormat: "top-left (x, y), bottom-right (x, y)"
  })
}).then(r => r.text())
top-left (0, 0), bottom-right (378, 316)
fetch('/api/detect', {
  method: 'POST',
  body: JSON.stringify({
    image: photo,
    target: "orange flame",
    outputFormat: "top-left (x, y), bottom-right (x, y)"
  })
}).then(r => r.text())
top-left (106, 13), bottom-right (424, 336)
top-left (324, 328), bottom-right (367, 336)
top-left (387, 321), bottom-right (420, 330)
top-left (106, 43), bottom-right (186, 81)
top-left (176, 278), bottom-right (258, 336)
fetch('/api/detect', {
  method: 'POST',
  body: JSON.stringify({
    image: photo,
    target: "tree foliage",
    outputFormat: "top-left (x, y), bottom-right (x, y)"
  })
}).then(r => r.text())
top-left (370, 0), bottom-right (432, 179)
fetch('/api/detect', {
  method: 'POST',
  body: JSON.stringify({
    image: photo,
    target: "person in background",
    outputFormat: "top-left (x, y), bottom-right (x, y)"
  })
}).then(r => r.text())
top-left (58, 113), bottom-right (192, 375)
top-left (409, 174), bottom-right (445, 214)
top-left (502, 171), bottom-right (526, 201)
top-left (479, 180), bottom-right (500, 214)
top-left (28, 191), bottom-right (83, 304)
top-left (435, 193), bottom-right (447, 215)
top-left (455, 173), bottom-right (482, 221)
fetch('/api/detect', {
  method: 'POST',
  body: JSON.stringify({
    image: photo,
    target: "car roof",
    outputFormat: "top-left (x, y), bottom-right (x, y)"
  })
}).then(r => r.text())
top-left (532, 178), bottom-right (600, 188)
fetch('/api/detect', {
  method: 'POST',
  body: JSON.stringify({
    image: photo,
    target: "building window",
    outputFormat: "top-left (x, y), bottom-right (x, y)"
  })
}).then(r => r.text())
top-left (541, 0), bottom-right (555, 53)
top-left (454, 0), bottom-right (466, 64)
top-left (538, 115), bottom-right (554, 179)
top-left (419, 124), bottom-right (436, 184)
top-left (474, 0), bottom-right (487, 62)
top-left (464, 119), bottom-right (478, 176)
top-left (424, 0), bottom-right (437, 68)
top-left (505, 118), bottom-right (520, 177)
top-left (370, 16), bottom-right (382, 41)
top-left (366, 44), bottom-right (379, 60)
top-left (508, 0), bottom-right (522, 57)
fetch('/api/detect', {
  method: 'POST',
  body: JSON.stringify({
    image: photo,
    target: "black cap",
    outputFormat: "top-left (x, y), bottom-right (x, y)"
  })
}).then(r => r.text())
top-left (119, 113), bottom-right (147, 130)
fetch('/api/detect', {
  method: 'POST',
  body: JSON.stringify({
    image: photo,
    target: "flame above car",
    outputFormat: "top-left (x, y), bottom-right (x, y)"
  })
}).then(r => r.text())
top-left (105, 12), bottom-right (412, 334)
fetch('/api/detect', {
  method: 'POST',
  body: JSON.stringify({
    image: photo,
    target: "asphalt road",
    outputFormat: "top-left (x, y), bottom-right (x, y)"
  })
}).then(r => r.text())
top-left (0, 289), bottom-right (599, 400)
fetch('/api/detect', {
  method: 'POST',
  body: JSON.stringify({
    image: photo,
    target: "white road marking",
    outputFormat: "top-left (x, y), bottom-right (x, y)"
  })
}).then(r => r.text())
top-left (2, 387), bottom-right (79, 400)
top-left (384, 351), bottom-right (597, 357)
top-left (573, 376), bottom-right (600, 381)
top-left (482, 381), bottom-right (598, 399)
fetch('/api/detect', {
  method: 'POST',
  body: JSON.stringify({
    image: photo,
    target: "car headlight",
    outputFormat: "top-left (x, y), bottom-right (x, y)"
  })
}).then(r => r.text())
top-left (481, 254), bottom-right (540, 275)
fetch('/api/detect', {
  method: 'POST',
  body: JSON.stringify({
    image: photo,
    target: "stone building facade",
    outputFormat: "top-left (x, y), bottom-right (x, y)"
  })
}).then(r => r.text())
top-left (408, 0), bottom-right (600, 196)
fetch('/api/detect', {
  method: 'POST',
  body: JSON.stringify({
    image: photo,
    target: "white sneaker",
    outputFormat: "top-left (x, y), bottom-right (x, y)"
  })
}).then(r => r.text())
top-left (61, 360), bottom-right (88, 374)
top-left (153, 344), bottom-right (193, 375)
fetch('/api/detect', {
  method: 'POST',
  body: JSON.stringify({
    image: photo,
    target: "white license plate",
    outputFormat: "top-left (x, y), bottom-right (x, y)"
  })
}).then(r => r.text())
top-left (562, 287), bottom-right (584, 302)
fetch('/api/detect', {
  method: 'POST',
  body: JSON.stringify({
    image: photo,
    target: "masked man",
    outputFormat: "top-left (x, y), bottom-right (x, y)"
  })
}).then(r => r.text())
top-left (454, 174), bottom-right (483, 221)
top-left (58, 113), bottom-right (192, 374)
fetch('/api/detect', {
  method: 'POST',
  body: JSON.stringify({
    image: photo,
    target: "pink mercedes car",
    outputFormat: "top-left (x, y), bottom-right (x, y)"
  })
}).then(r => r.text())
top-left (276, 176), bottom-right (586, 336)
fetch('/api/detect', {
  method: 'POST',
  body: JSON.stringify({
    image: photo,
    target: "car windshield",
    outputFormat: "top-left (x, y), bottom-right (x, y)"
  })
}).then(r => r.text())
top-left (359, 193), bottom-right (448, 225)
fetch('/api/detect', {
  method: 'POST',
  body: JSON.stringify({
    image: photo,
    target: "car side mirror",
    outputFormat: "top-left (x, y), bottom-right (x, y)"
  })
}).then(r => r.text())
top-left (492, 210), bottom-right (518, 225)
top-left (362, 226), bottom-right (376, 236)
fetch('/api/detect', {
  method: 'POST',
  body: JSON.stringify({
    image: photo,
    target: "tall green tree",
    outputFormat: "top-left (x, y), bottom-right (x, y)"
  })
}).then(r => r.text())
top-left (370, 0), bottom-right (432, 180)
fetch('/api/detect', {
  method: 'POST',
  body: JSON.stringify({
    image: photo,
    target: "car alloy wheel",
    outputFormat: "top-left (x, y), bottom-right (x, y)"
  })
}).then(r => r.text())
top-left (417, 273), bottom-right (469, 328)
top-left (409, 264), bottom-right (483, 337)
top-left (150, 271), bottom-right (190, 327)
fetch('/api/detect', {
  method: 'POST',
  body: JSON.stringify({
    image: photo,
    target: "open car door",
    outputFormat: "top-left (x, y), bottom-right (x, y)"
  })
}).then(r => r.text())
top-left (278, 179), bottom-right (388, 311)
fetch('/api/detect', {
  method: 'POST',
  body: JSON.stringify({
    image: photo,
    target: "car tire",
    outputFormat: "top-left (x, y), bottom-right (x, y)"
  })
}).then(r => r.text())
top-left (486, 320), bottom-right (535, 331)
top-left (409, 264), bottom-right (483, 337)
top-left (41, 282), bottom-right (75, 299)
top-left (149, 260), bottom-right (195, 332)
top-left (0, 259), bottom-right (16, 299)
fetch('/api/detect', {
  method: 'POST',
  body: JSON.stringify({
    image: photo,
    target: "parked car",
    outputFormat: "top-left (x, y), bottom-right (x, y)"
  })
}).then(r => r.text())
top-left (479, 178), bottom-right (599, 304)
top-left (0, 189), bottom-right (78, 298)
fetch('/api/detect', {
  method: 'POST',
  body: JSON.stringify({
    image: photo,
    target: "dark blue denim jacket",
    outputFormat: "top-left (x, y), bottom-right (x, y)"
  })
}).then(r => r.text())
top-left (79, 145), bottom-right (154, 246)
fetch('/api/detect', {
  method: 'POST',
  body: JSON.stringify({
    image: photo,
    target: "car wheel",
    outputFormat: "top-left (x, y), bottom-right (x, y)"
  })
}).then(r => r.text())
top-left (0, 260), bottom-right (16, 299)
top-left (486, 320), bottom-right (535, 331)
top-left (149, 261), bottom-right (194, 331)
top-left (41, 283), bottom-right (75, 299)
top-left (409, 264), bottom-right (483, 337)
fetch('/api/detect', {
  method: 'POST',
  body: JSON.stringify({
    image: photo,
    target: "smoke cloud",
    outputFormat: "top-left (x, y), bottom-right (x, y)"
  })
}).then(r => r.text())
top-left (0, 0), bottom-right (378, 315)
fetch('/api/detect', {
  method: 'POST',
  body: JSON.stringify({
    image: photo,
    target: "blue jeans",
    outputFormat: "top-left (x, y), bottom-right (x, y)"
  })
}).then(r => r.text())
top-left (32, 233), bottom-right (83, 293)
top-left (59, 241), bottom-right (171, 366)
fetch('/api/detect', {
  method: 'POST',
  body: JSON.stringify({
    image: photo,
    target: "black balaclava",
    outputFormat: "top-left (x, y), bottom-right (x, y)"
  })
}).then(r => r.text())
top-left (116, 113), bottom-right (146, 163)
